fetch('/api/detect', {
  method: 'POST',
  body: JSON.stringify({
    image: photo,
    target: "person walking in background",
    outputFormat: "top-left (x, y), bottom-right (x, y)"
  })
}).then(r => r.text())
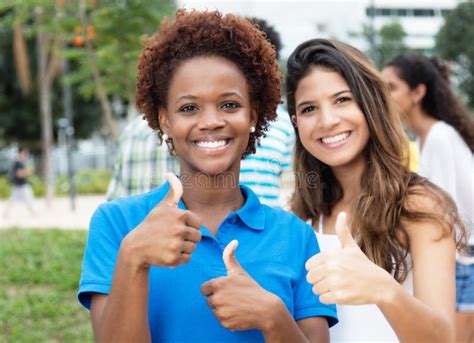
top-left (286, 39), bottom-right (467, 342)
top-left (78, 10), bottom-right (337, 342)
top-left (3, 147), bottom-right (35, 218)
top-left (106, 17), bottom-right (295, 209)
top-left (382, 53), bottom-right (474, 343)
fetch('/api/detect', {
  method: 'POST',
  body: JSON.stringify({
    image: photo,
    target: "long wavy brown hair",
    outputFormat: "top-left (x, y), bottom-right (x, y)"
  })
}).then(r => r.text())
top-left (286, 39), bottom-right (466, 282)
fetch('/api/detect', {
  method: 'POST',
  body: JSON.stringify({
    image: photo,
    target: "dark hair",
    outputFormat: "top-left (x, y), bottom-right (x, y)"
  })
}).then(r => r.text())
top-left (136, 9), bottom-right (281, 158)
top-left (286, 39), bottom-right (466, 282)
top-left (386, 53), bottom-right (474, 151)
top-left (247, 17), bottom-right (282, 59)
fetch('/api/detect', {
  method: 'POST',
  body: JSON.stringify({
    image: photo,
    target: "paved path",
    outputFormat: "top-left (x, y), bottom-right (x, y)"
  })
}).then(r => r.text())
top-left (0, 195), bottom-right (106, 230)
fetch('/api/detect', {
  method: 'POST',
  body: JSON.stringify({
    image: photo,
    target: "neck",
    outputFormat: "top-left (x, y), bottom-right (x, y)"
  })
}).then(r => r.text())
top-left (331, 155), bottom-right (366, 207)
top-left (407, 108), bottom-right (439, 147)
top-left (179, 170), bottom-right (244, 213)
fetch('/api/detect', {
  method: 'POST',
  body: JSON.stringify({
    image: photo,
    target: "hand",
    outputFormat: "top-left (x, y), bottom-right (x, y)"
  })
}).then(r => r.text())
top-left (305, 212), bottom-right (394, 305)
top-left (200, 240), bottom-right (281, 332)
top-left (123, 173), bottom-right (202, 268)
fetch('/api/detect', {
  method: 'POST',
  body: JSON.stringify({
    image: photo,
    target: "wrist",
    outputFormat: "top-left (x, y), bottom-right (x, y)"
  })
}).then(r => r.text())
top-left (260, 294), bottom-right (288, 334)
top-left (120, 231), bottom-right (150, 271)
top-left (376, 274), bottom-right (403, 308)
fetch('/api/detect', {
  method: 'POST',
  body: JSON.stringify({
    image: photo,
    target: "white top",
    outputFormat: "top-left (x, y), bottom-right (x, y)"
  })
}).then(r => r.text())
top-left (418, 121), bottom-right (474, 248)
top-left (309, 217), bottom-right (413, 343)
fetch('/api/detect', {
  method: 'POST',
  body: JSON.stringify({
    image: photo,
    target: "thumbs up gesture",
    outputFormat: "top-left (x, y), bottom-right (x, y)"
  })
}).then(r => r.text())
top-left (200, 240), bottom-right (282, 331)
top-left (305, 212), bottom-right (394, 305)
top-left (123, 173), bottom-right (203, 269)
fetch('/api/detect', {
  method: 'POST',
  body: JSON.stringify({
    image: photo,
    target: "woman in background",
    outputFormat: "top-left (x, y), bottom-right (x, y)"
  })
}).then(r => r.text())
top-left (383, 53), bottom-right (474, 342)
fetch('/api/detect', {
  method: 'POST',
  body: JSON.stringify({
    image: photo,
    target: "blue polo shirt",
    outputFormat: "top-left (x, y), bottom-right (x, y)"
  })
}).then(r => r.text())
top-left (78, 182), bottom-right (337, 342)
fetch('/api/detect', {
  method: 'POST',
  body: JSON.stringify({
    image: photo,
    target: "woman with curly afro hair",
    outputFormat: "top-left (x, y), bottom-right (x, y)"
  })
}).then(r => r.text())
top-left (78, 9), bottom-right (337, 342)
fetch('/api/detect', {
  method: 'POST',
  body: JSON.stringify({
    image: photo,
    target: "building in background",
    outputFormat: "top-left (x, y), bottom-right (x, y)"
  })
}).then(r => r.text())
top-left (179, 0), bottom-right (461, 57)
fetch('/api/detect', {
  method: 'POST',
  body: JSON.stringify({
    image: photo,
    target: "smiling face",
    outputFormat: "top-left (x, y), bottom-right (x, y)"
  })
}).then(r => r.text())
top-left (293, 67), bottom-right (370, 169)
top-left (159, 56), bottom-right (257, 176)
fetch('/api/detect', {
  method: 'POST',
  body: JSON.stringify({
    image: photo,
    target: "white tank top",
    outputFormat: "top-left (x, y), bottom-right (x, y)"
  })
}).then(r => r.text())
top-left (308, 217), bottom-right (413, 343)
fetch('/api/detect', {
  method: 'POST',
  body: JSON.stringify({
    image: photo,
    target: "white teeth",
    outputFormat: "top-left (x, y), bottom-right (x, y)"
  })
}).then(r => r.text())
top-left (321, 132), bottom-right (350, 144)
top-left (195, 140), bottom-right (228, 149)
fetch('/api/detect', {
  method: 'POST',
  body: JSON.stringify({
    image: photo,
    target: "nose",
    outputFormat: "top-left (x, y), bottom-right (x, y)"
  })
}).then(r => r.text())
top-left (318, 105), bottom-right (341, 129)
top-left (197, 107), bottom-right (225, 130)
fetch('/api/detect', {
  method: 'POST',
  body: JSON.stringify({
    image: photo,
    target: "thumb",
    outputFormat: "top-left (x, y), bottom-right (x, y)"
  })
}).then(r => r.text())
top-left (335, 212), bottom-right (357, 249)
top-left (162, 172), bottom-right (183, 207)
top-left (223, 240), bottom-right (244, 275)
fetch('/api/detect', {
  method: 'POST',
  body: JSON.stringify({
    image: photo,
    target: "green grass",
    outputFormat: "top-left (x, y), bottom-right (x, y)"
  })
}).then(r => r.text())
top-left (0, 229), bottom-right (93, 342)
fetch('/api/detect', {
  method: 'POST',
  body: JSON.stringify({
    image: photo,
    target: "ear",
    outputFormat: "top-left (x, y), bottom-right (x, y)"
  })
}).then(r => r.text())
top-left (291, 115), bottom-right (297, 126)
top-left (412, 83), bottom-right (426, 104)
top-left (250, 108), bottom-right (258, 129)
top-left (159, 106), bottom-right (171, 136)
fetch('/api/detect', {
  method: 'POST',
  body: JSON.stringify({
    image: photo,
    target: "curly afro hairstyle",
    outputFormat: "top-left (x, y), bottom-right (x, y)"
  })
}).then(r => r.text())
top-left (136, 9), bottom-right (282, 158)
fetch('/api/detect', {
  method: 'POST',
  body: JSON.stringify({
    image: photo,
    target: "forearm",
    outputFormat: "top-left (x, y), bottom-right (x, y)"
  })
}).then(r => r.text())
top-left (261, 300), bottom-right (309, 343)
top-left (97, 244), bottom-right (151, 343)
top-left (379, 282), bottom-right (454, 343)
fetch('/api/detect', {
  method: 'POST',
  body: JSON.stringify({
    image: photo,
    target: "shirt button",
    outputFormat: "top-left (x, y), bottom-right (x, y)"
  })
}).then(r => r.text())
top-left (230, 217), bottom-right (237, 224)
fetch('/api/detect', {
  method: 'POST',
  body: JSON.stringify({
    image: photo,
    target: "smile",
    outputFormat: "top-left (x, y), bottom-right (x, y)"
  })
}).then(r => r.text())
top-left (320, 131), bottom-right (352, 145)
top-left (193, 139), bottom-right (231, 150)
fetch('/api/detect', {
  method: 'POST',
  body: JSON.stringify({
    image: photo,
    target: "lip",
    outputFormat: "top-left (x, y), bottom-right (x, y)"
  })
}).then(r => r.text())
top-left (318, 130), bottom-right (352, 149)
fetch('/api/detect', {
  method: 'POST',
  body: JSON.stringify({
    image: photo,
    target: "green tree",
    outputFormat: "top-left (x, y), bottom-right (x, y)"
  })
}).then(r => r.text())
top-left (361, 22), bottom-right (408, 68)
top-left (436, 2), bottom-right (474, 108)
top-left (64, 0), bottom-right (176, 140)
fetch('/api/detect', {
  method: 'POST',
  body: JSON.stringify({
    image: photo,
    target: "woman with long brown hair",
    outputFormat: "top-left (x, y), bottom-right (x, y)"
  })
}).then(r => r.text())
top-left (382, 53), bottom-right (474, 343)
top-left (286, 38), bottom-right (466, 342)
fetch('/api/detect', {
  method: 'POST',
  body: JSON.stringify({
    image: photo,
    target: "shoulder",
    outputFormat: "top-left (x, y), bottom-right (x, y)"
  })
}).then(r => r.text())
top-left (120, 116), bottom-right (154, 141)
top-left (91, 183), bottom-right (169, 234)
top-left (425, 121), bottom-right (464, 149)
top-left (402, 182), bottom-right (456, 242)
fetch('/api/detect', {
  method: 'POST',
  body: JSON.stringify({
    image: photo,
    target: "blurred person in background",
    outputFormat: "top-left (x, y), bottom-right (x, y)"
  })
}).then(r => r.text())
top-left (3, 147), bottom-right (35, 218)
top-left (106, 17), bottom-right (295, 209)
top-left (383, 53), bottom-right (474, 343)
top-left (287, 38), bottom-right (468, 342)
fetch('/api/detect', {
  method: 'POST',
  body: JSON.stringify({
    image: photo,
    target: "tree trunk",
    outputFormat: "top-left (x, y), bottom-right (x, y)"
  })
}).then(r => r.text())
top-left (36, 7), bottom-right (54, 207)
top-left (79, 0), bottom-right (119, 143)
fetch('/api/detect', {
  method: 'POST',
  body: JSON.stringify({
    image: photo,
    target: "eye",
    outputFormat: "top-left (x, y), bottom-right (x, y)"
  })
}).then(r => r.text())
top-left (179, 104), bottom-right (198, 112)
top-left (301, 105), bottom-right (315, 114)
top-left (335, 96), bottom-right (352, 104)
top-left (221, 101), bottom-right (241, 110)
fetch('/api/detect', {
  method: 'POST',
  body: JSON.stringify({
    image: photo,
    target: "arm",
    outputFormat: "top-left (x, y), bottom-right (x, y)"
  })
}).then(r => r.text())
top-left (306, 210), bottom-right (454, 342)
top-left (85, 175), bottom-right (202, 342)
top-left (90, 246), bottom-right (151, 343)
top-left (263, 306), bottom-right (329, 343)
top-left (377, 194), bottom-right (456, 342)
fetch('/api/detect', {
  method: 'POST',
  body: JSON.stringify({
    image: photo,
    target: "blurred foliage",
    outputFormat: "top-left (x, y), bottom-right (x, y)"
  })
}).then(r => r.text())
top-left (362, 22), bottom-right (408, 68)
top-left (436, 2), bottom-right (474, 109)
top-left (0, 0), bottom-right (176, 148)
top-left (0, 229), bottom-right (92, 341)
top-left (0, 169), bottom-right (112, 198)
top-left (0, 25), bottom-right (103, 148)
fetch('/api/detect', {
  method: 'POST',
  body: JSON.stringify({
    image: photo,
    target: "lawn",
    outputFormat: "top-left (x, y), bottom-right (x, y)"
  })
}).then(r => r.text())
top-left (0, 229), bottom-right (93, 342)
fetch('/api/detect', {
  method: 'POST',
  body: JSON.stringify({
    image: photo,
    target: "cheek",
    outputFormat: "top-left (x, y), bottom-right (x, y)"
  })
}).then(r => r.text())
top-left (296, 117), bottom-right (316, 145)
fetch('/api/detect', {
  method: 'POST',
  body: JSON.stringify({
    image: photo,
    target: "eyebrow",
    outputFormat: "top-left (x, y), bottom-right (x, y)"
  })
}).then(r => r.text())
top-left (175, 95), bottom-right (198, 104)
top-left (175, 92), bottom-right (243, 105)
top-left (296, 89), bottom-right (352, 109)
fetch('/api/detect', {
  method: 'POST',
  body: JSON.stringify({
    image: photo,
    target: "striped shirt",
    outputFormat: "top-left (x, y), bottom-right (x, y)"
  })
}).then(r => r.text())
top-left (240, 106), bottom-right (295, 207)
top-left (107, 107), bottom-right (295, 208)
